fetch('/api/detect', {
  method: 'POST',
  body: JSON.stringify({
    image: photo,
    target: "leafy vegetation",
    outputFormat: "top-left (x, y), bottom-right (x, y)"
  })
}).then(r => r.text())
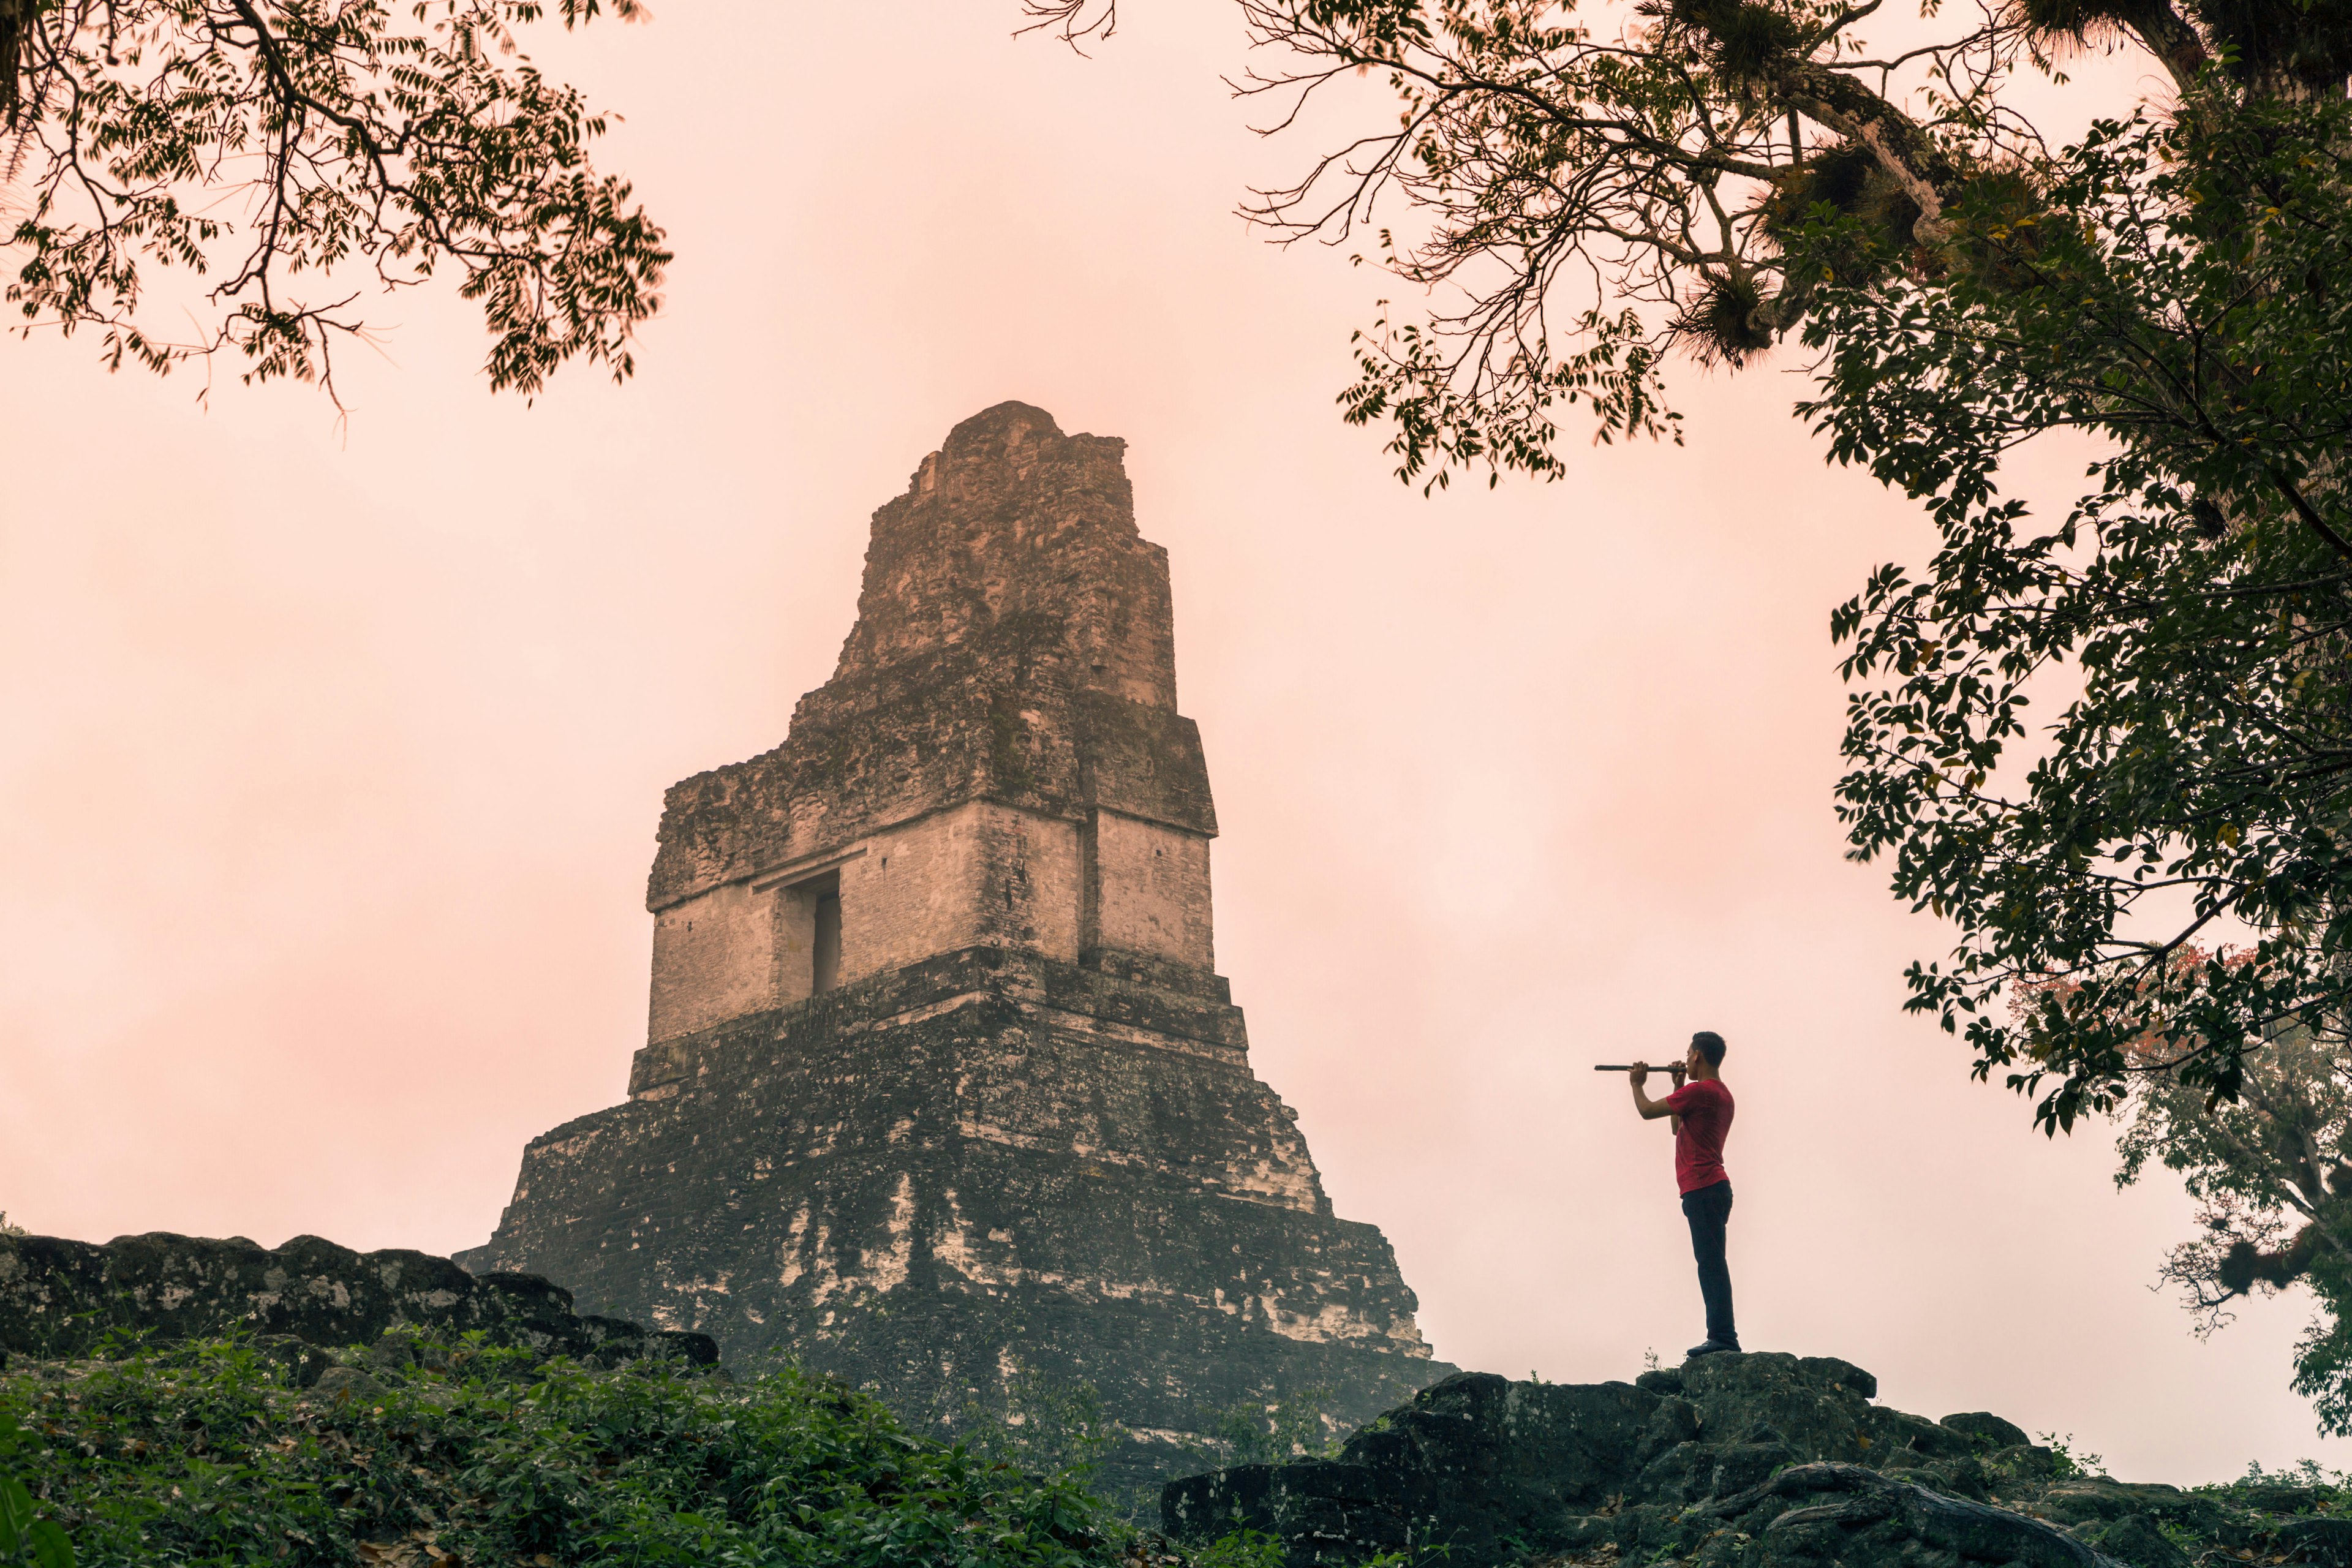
top-left (948, 1360), bottom-right (1352, 1526)
top-left (1185, 1531), bottom-right (1288, 1568)
top-left (1807, 91), bottom-right (2352, 1422)
top-left (1231, 0), bottom-right (2352, 1430)
top-left (0, 1329), bottom-right (1178, 1568)
top-left (1, 1411), bottom-right (74, 1568)
top-left (1180, 1386), bottom-right (1340, 1469)
top-left (957, 1363), bottom-right (1128, 1495)
top-left (2106, 994), bottom-right (2352, 1428)
top-left (2035, 1431), bottom-right (2108, 1480)
top-left (2, 0), bottom-right (668, 401)
top-left (1807, 96), bottom-right (2352, 1136)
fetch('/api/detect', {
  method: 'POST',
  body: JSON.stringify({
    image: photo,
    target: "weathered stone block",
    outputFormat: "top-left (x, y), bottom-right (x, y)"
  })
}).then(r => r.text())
top-left (1942, 1409), bottom-right (2032, 1449)
top-left (1679, 1350), bottom-right (1878, 1458)
top-left (2278, 1515), bottom-right (2352, 1566)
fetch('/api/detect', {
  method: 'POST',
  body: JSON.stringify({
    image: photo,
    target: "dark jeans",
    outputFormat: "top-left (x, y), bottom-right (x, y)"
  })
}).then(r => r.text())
top-left (1681, 1178), bottom-right (1737, 1347)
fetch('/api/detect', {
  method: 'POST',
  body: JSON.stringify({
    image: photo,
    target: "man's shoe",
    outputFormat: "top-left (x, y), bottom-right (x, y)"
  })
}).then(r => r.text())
top-left (1686, 1339), bottom-right (1741, 1359)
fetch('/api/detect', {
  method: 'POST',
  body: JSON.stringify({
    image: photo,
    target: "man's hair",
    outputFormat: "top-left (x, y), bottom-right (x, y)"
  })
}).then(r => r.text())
top-left (1691, 1031), bottom-right (1728, 1068)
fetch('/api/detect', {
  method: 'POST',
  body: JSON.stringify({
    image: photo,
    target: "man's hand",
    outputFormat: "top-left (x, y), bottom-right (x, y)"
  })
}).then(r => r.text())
top-left (1629, 1061), bottom-right (1678, 1122)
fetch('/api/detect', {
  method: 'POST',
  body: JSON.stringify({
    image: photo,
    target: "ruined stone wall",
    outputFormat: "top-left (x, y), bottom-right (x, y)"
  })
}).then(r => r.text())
top-left (873, 803), bottom-right (1083, 980)
top-left (649, 880), bottom-right (781, 1042)
top-left (650, 802), bottom-right (1096, 1041)
top-left (638, 405), bottom-right (1219, 1046)
top-left (466, 946), bottom-right (1448, 1489)
top-left (1088, 810), bottom-right (1213, 970)
top-left (645, 405), bottom-right (1212, 900)
top-left (845, 413), bottom-right (1177, 711)
top-left (0, 1232), bottom-right (716, 1366)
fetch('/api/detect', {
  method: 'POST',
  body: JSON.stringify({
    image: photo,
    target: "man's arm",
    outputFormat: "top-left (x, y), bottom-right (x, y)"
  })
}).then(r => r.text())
top-left (1628, 1063), bottom-right (1679, 1123)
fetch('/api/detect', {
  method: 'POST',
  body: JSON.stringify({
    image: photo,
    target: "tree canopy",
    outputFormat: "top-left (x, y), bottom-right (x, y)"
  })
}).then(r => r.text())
top-left (2104, 981), bottom-right (2352, 1430)
top-left (1, 0), bottom-right (668, 400)
top-left (1227, 0), bottom-right (2352, 1422)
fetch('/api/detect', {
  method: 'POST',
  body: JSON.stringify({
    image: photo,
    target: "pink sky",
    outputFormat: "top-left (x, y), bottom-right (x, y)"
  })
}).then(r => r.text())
top-left (0, 0), bottom-right (2325, 1485)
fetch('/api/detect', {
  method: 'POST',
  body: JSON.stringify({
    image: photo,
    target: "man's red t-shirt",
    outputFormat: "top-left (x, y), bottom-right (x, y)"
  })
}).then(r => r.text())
top-left (1664, 1079), bottom-right (1734, 1194)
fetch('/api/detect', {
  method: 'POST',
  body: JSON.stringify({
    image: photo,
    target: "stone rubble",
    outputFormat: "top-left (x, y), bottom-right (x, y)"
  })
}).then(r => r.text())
top-left (1163, 1352), bottom-right (2350, 1568)
top-left (0, 1231), bottom-right (715, 1369)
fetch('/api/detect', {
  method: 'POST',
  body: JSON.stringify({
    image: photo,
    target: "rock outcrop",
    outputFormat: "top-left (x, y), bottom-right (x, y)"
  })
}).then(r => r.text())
top-left (0, 1231), bottom-right (716, 1367)
top-left (1163, 1354), bottom-right (2326, 1568)
top-left (458, 403), bottom-right (1452, 1491)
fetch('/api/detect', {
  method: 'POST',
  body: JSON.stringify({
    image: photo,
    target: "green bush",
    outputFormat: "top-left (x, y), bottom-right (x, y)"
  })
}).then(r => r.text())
top-left (2, 1409), bottom-right (74, 1567)
top-left (1182, 1387), bottom-right (1341, 1470)
top-left (0, 1330), bottom-right (1151, 1567)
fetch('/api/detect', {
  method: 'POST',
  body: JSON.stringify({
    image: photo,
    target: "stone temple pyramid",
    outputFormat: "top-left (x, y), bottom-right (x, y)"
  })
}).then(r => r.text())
top-left (459, 402), bottom-right (1452, 1482)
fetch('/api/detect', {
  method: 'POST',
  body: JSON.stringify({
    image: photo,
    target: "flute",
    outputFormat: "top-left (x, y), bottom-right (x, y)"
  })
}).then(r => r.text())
top-left (1593, 1063), bottom-right (1687, 1083)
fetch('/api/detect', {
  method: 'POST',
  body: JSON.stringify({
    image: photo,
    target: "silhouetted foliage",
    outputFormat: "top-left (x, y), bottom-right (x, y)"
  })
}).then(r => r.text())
top-left (2029, 955), bottom-right (2352, 1430)
top-left (1, 0), bottom-right (668, 401)
top-left (1236, 0), bottom-right (2352, 1430)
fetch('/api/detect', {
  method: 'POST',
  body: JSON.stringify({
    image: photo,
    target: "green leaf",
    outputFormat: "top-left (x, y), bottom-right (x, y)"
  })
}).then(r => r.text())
top-left (0, 1474), bottom-right (32, 1553)
top-left (26, 1519), bottom-right (71, 1568)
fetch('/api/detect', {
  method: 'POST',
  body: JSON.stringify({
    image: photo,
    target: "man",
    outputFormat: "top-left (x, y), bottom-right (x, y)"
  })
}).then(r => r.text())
top-left (1629, 1032), bottom-right (1738, 1357)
